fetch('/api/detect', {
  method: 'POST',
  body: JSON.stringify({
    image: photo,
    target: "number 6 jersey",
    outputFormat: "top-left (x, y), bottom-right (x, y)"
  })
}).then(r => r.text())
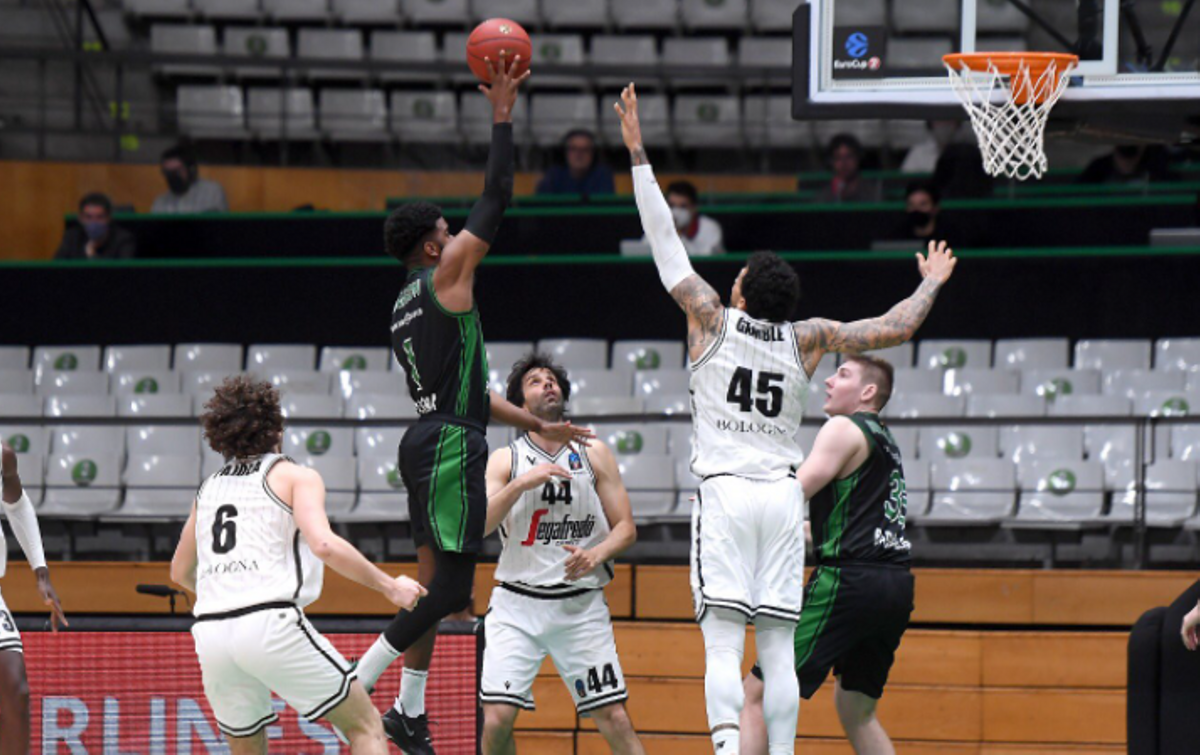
top-left (192, 454), bottom-right (324, 617)
top-left (493, 436), bottom-right (613, 595)
top-left (690, 308), bottom-right (810, 481)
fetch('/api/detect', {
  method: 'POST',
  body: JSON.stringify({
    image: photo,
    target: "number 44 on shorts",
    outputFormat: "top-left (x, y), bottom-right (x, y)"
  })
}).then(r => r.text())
top-left (574, 663), bottom-right (619, 699)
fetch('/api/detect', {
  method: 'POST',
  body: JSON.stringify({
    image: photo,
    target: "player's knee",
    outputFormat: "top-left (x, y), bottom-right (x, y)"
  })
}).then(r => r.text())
top-left (834, 684), bottom-right (876, 729)
top-left (743, 672), bottom-right (765, 705)
top-left (0, 659), bottom-right (29, 714)
top-left (482, 704), bottom-right (518, 740)
top-left (590, 702), bottom-right (633, 731)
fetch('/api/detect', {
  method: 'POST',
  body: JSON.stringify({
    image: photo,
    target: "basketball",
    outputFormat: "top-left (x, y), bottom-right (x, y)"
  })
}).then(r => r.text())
top-left (466, 18), bottom-right (531, 83)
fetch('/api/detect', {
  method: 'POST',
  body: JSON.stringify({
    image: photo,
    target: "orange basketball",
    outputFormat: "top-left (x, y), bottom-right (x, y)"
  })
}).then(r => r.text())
top-left (466, 18), bottom-right (532, 83)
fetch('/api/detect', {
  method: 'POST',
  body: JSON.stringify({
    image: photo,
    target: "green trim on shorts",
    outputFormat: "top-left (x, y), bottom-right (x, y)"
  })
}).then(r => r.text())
top-left (428, 423), bottom-right (469, 552)
top-left (794, 566), bottom-right (841, 671)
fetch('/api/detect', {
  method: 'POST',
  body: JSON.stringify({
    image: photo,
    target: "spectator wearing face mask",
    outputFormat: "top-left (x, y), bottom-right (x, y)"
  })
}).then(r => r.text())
top-left (151, 144), bottom-right (229, 214)
top-left (641, 180), bottom-right (725, 257)
top-left (55, 193), bottom-right (136, 260)
top-left (886, 181), bottom-right (982, 250)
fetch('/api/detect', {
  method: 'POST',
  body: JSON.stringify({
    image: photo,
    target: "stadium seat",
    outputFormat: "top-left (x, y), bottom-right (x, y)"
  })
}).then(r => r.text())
top-left (10, 454), bottom-right (44, 503)
top-left (371, 31), bottom-right (438, 84)
top-left (1154, 338), bottom-right (1200, 372)
top-left (891, 0), bottom-right (958, 32)
top-left (300, 455), bottom-right (357, 514)
top-left (633, 370), bottom-right (689, 400)
top-left (1000, 425), bottom-right (1084, 463)
top-left (246, 344), bottom-right (316, 371)
top-left (566, 369), bottom-right (629, 399)
top-left (572, 397), bottom-right (644, 416)
top-left (389, 91), bottom-right (458, 144)
top-left (299, 29), bottom-right (365, 81)
top-left (674, 95), bottom-right (741, 148)
top-left (885, 394), bottom-right (965, 419)
top-left (613, 341), bottom-right (684, 375)
top-left (151, 25), bottom-right (219, 77)
top-left (322, 89), bottom-right (389, 141)
top-left (177, 86), bottom-right (248, 139)
top-left (666, 422), bottom-right (693, 455)
top-left (530, 94), bottom-right (598, 147)
top-left (612, 0), bottom-right (679, 30)
top-left (1048, 395), bottom-right (1132, 417)
top-left (887, 425), bottom-right (918, 462)
top-left (460, 91), bottom-right (528, 144)
top-left (470, 0), bottom-right (539, 24)
top-left (0, 426), bottom-right (48, 455)
top-left (44, 396), bottom-right (117, 418)
top-left (542, 0), bottom-right (608, 28)
top-left (36, 372), bottom-right (108, 397)
top-left (977, 0), bottom-right (1030, 32)
top-left (860, 342), bottom-right (914, 369)
top-left (749, 0), bottom-right (799, 30)
top-left (280, 394), bottom-right (343, 419)
top-left (400, 0), bottom-right (467, 24)
top-left (264, 0), bottom-right (329, 22)
top-left (737, 36), bottom-right (791, 71)
top-left (0, 370), bottom-right (32, 395)
top-left (601, 92), bottom-right (669, 147)
top-left (0, 397), bottom-right (42, 419)
top-left (1074, 339), bottom-right (1152, 371)
top-left (833, 0), bottom-right (885, 25)
top-left (924, 459), bottom-right (1016, 525)
top-left (319, 346), bottom-right (390, 373)
top-left (41, 453), bottom-right (123, 517)
top-left (1021, 368), bottom-right (1102, 401)
top-left (1109, 461), bottom-right (1198, 526)
top-left (743, 96), bottom-right (811, 149)
top-left (1085, 425), bottom-right (1142, 468)
top-left (918, 425), bottom-right (998, 461)
top-left (0, 347), bottom-right (29, 370)
top-left (33, 346), bottom-right (101, 381)
top-left (538, 339), bottom-right (608, 370)
top-left (1135, 390), bottom-right (1200, 417)
top-left (883, 120), bottom-right (929, 152)
top-left (1171, 426), bottom-right (1200, 461)
top-left (647, 394), bottom-right (691, 416)
top-left (117, 395), bottom-right (193, 418)
top-left (528, 34), bottom-right (586, 88)
top-left (590, 423), bottom-right (669, 456)
top-left (592, 35), bottom-right (659, 86)
top-left (905, 459), bottom-right (930, 519)
top-left (195, 0), bottom-right (262, 21)
top-left (334, 0), bottom-right (400, 23)
top-left (356, 427), bottom-right (405, 458)
top-left (487, 425), bottom-right (512, 453)
top-left (966, 395), bottom-right (1045, 418)
top-left (112, 370), bottom-right (180, 396)
top-left (1014, 459), bottom-right (1105, 525)
top-left (265, 370), bottom-right (332, 396)
top-left (675, 457), bottom-right (700, 513)
top-left (618, 454), bottom-right (676, 516)
top-left (347, 457), bottom-right (408, 522)
top-left (103, 345), bottom-right (171, 373)
top-left (183, 370), bottom-right (247, 398)
top-left (123, 0), bottom-right (191, 17)
top-left (890, 369), bottom-right (942, 396)
top-left (247, 88), bottom-right (319, 140)
top-left (336, 371), bottom-right (405, 401)
top-left (681, 0), bottom-right (748, 30)
top-left (918, 339), bottom-right (992, 370)
top-left (283, 426), bottom-right (353, 460)
top-left (1103, 369), bottom-right (1183, 400)
top-left (175, 344), bottom-right (242, 372)
top-left (345, 393), bottom-right (418, 420)
top-left (887, 37), bottom-right (954, 72)
top-left (223, 27), bottom-right (290, 79)
top-left (813, 119), bottom-right (884, 150)
top-left (486, 343), bottom-right (535, 372)
top-left (201, 451), bottom-right (225, 478)
top-left (115, 455), bottom-right (201, 518)
top-left (943, 368), bottom-right (1018, 397)
top-left (663, 38), bottom-right (732, 88)
top-left (126, 426), bottom-right (200, 456)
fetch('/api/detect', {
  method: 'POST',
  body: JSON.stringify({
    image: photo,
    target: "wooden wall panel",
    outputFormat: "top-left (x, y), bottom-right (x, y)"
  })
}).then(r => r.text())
top-left (982, 633), bottom-right (1126, 688)
top-left (982, 689), bottom-right (1125, 744)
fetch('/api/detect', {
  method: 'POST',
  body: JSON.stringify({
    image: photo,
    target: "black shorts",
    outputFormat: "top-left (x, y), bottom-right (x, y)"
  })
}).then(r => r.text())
top-left (399, 419), bottom-right (488, 554)
top-left (753, 564), bottom-right (914, 700)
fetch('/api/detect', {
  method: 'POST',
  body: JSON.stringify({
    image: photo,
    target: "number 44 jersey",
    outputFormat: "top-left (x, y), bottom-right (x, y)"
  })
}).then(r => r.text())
top-left (690, 308), bottom-right (810, 481)
top-left (192, 454), bottom-right (324, 618)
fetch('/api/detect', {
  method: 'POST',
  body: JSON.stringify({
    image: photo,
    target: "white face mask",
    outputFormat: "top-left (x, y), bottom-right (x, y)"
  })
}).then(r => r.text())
top-left (671, 206), bottom-right (693, 230)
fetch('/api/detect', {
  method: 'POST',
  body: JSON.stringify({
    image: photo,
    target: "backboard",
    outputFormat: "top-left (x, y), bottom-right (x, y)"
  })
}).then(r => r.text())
top-left (793, 0), bottom-right (1200, 143)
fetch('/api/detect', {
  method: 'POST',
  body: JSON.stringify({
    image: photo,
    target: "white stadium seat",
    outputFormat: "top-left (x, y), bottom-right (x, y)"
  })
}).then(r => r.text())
top-left (1015, 459), bottom-right (1105, 524)
top-left (335, 371), bottom-right (405, 400)
top-left (264, 0), bottom-right (329, 22)
top-left (460, 92), bottom-right (528, 145)
top-left (115, 455), bottom-right (201, 518)
top-left (572, 397), bottom-right (645, 416)
top-left (345, 393), bottom-right (418, 420)
top-left (538, 339), bottom-right (608, 370)
top-left (890, 369), bottom-right (943, 396)
top-left (589, 423), bottom-right (670, 456)
top-left (348, 457), bottom-right (408, 522)
top-left (1155, 338), bottom-right (1200, 372)
top-left (614, 341), bottom-right (685, 375)
top-left (1021, 369), bottom-right (1102, 401)
top-left (618, 454), bottom-right (677, 516)
top-left (743, 96), bottom-right (811, 149)
top-left (885, 394), bottom-right (965, 419)
top-left (965, 395), bottom-right (1045, 418)
top-left (151, 25), bottom-right (219, 77)
top-left (124, 0), bottom-right (189, 19)
top-left (859, 343), bottom-right (914, 369)
top-left (542, 0), bottom-right (609, 28)
top-left (612, 0), bottom-right (679, 30)
top-left (487, 343), bottom-right (536, 371)
top-left (918, 339), bottom-right (992, 370)
top-left (601, 92), bottom-right (669, 147)
top-left (682, 0), bottom-right (748, 30)
top-left (279, 394), bottom-right (343, 420)
top-left (834, 0), bottom-right (885, 26)
top-left (591, 35), bottom-right (658, 87)
top-left (1074, 339), bottom-right (1152, 371)
top-left (183, 370), bottom-right (247, 398)
top-left (117, 395), bottom-right (193, 418)
top-left (942, 369), bottom-right (1018, 397)
top-left (112, 370), bottom-right (180, 396)
top-left (391, 92), bottom-right (459, 144)
top-left (530, 94), bottom-right (598, 147)
top-left (994, 338), bottom-right (1071, 370)
top-left (299, 29), bottom-right (366, 81)
top-left (266, 370), bottom-right (332, 396)
top-left (372, 31), bottom-right (438, 84)
top-left (356, 427), bottom-right (406, 458)
top-left (103, 345), bottom-right (171, 373)
top-left (1000, 425), bottom-right (1084, 463)
top-left (33, 346), bottom-right (101, 382)
top-left (633, 370), bottom-right (689, 400)
top-left (334, 0), bottom-right (400, 24)
top-left (401, 0), bottom-right (467, 24)
top-left (301, 455), bottom-right (357, 515)
top-left (247, 344), bottom-right (316, 371)
top-left (924, 459), bottom-right (1016, 525)
top-left (1048, 395), bottom-right (1132, 417)
top-left (891, 0), bottom-right (957, 33)
top-left (41, 453), bottom-right (123, 517)
top-left (663, 38), bottom-right (731, 88)
top-left (248, 88), bottom-right (319, 140)
top-left (0, 426), bottom-right (49, 455)
top-left (320, 346), bottom-right (392, 373)
top-left (674, 95), bottom-right (741, 148)
top-left (0, 347), bottom-right (29, 370)
top-left (566, 369), bottom-right (629, 399)
top-left (44, 396), bottom-right (117, 418)
top-left (529, 35), bottom-right (586, 87)
top-left (175, 344), bottom-right (243, 372)
top-left (918, 425), bottom-right (998, 461)
top-left (127, 426), bottom-right (200, 456)
top-left (36, 372), bottom-right (109, 397)
top-left (470, 0), bottom-right (539, 25)
top-left (749, 0), bottom-right (799, 31)
top-left (1103, 369), bottom-right (1184, 400)
top-left (0, 396), bottom-right (41, 418)
top-left (283, 426), bottom-right (354, 459)
top-left (224, 27), bottom-right (290, 79)
top-left (0, 370), bottom-right (33, 395)
top-left (195, 0), bottom-right (261, 21)
top-left (738, 36), bottom-right (791, 70)
top-left (177, 86), bottom-right (248, 139)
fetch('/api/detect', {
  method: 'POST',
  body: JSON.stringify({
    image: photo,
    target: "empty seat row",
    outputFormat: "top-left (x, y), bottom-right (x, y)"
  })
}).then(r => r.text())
top-left (0, 343), bottom-right (393, 376)
top-left (128, 0), bottom-right (804, 32)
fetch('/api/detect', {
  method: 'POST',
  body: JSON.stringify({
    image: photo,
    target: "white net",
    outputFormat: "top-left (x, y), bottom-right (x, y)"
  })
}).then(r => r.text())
top-left (944, 55), bottom-right (1076, 180)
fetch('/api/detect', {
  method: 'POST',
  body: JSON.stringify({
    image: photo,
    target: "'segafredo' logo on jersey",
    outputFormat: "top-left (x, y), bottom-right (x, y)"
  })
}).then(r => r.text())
top-left (715, 418), bottom-right (789, 436)
top-left (735, 318), bottom-right (785, 343)
top-left (520, 511), bottom-right (597, 547)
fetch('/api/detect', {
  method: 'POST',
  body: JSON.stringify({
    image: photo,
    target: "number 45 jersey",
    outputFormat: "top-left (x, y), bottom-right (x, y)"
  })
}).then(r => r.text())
top-left (192, 454), bottom-right (324, 618)
top-left (494, 437), bottom-right (613, 595)
top-left (690, 308), bottom-right (810, 481)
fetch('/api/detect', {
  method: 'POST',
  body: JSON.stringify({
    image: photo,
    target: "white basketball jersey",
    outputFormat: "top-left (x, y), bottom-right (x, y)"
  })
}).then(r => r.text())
top-left (0, 515), bottom-right (7, 580)
top-left (690, 308), bottom-right (810, 480)
top-left (192, 454), bottom-right (324, 617)
top-left (493, 436), bottom-right (613, 595)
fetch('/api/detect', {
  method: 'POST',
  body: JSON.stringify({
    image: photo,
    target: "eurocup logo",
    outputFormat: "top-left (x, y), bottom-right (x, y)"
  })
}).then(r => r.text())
top-left (845, 32), bottom-right (869, 60)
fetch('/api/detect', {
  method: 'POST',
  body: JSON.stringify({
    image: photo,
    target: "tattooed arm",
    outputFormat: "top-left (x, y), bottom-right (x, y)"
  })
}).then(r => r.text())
top-left (794, 240), bottom-right (958, 376)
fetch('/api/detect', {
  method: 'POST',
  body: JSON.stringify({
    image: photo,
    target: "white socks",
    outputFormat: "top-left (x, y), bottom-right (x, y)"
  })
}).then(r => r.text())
top-left (396, 667), bottom-right (429, 717)
top-left (755, 618), bottom-right (799, 754)
top-left (357, 635), bottom-right (401, 693)
top-left (700, 609), bottom-right (748, 754)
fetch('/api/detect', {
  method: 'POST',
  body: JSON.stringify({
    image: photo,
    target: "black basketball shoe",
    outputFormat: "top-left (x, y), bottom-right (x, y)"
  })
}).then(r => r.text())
top-left (382, 706), bottom-right (436, 754)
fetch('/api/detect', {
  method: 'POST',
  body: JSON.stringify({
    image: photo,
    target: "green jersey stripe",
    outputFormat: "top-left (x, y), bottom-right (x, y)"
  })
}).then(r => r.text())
top-left (794, 566), bottom-right (841, 668)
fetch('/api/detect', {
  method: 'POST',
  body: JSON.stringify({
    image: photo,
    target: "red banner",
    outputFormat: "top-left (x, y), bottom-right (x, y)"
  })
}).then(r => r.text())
top-left (23, 632), bottom-right (477, 754)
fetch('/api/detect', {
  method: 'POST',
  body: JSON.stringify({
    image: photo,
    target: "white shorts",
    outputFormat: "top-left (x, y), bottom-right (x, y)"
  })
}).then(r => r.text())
top-left (690, 475), bottom-right (805, 623)
top-left (0, 589), bottom-right (21, 654)
top-left (480, 586), bottom-right (628, 715)
top-left (191, 604), bottom-right (355, 738)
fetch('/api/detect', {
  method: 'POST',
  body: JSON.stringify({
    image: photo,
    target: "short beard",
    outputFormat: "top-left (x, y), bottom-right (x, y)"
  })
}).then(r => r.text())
top-left (530, 400), bottom-right (564, 424)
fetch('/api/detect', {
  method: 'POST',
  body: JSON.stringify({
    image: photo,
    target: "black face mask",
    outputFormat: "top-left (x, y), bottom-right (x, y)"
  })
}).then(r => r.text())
top-left (907, 210), bottom-right (933, 229)
top-left (164, 170), bottom-right (190, 195)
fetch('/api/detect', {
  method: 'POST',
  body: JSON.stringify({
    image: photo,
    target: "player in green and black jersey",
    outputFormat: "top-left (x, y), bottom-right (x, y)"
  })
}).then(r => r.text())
top-left (742, 354), bottom-right (914, 755)
top-left (353, 53), bottom-right (593, 754)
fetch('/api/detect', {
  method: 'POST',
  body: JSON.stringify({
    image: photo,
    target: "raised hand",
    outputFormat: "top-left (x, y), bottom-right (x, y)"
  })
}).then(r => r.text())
top-left (917, 239), bottom-right (958, 284)
top-left (479, 52), bottom-right (531, 123)
top-left (37, 568), bottom-right (67, 632)
top-left (538, 420), bottom-right (596, 448)
top-left (613, 83), bottom-right (647, 163)
top-left (1183, 602), bottom-right (1200, 650)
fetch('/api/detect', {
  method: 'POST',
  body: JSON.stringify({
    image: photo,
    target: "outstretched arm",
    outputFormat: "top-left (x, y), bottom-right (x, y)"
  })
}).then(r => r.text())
top-left (615, 83), bottom-right (724, 362)
top-left (796, 417), bottom-right (866, 502)
top-left (489, 390), bottom-right (595, 447)
top-left (794, 240), bottom-right (957, 376)
top-left (564, 441), bottom-right (637, 581)
top-left (2, 444), bottom-right (65, 630)
top-left (432, 53), bottom-right (530, 313)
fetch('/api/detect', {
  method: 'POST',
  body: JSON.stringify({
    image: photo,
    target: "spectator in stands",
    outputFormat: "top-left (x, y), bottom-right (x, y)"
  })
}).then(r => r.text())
top-left (814, 133), bottom-right (882, 203)
top-left (54, 193), bottom-right (136, 260)
top-left (651, 180), bottom-right (725, 257)
top-left (152, 144), bottom-right (229, 214)
top-left (535, 129), bottom-right (615, 196)
top-left (884, 181), bottom-right (983, 250)
top-left (1078, 145), bottom-right (1174, 184)
top-left (900, 119), bottom-right (966, 174)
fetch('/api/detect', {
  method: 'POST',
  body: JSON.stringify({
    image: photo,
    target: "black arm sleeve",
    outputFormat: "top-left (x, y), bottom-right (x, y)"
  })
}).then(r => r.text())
top-left (463, 122), bottom-right (514, 245)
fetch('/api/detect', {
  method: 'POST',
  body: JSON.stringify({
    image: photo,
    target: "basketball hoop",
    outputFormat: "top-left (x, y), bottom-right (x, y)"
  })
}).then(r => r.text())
top-left (943, 52), bottom-right (1079, 180)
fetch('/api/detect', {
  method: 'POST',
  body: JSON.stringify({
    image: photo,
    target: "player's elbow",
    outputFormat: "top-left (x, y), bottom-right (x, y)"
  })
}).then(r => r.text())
top-left (310, 538), bottom-right (337, 562)
top-left (169, 557), bottom-right (189, 589)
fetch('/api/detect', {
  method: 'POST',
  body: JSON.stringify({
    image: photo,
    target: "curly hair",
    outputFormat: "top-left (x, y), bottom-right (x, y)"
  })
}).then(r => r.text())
top-left (201, 375), bottom-right (284, 460)
top-left (384, 201), bottom-right (443, 266)
top-left (505, 352), bottom-right (572, 409)
top-left (741, 251), bottom-right (800, 323)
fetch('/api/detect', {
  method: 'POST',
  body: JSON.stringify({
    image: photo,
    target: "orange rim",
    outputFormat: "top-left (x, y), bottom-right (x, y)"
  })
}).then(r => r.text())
top-left (943, 52), bottom-right (1079, 104)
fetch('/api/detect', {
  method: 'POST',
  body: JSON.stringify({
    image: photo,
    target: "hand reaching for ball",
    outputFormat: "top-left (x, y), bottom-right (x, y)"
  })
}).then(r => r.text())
top-left (479, 52), bottom-right (531, 124)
